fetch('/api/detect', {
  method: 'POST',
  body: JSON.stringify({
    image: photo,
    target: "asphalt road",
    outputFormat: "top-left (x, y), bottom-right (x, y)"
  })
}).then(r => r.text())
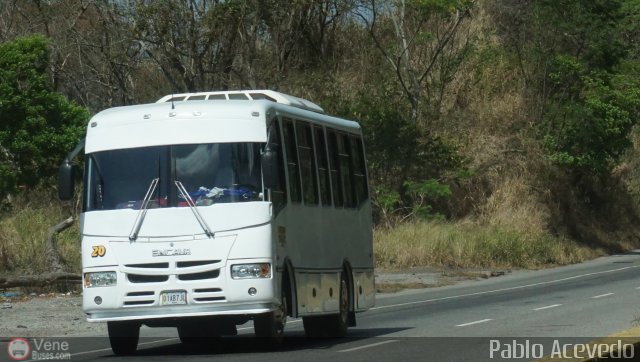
top-left (14, 252), bottom-right (640, 361)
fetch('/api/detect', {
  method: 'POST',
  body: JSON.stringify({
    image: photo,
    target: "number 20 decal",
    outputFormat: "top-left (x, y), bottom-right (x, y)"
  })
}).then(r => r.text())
top-left (91, 245), bottom-right (106, 257)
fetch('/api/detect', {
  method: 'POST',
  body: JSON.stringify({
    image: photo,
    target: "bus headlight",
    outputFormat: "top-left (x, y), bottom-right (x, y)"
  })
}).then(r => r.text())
top-left (84, 271), bottom-right (117, 288)
top-left (230, 263), bottom-right (271, 279)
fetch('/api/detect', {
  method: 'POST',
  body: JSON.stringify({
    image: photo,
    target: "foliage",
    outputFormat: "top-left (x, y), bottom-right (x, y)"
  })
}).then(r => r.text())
top-left (0, 35), bottom-right (88, 200)
top-left (404, 179), bottom-right (452, 219)
top-left (374, 220), bottom-right (598, 269)
top-left (490, 0), bottom-right (640, 175)
top-left (542, 57), bottom-right (640, 173)
top-left (528, 0), bottom-right (640, 175)
top-left (0, 190), bottom-right (80, 273)
top-left (358, 0), bottom-right (476, 122)
top-left (0, 1), bottom-right (639, 274)
top-left (335, 87), bottom-right (461, 226)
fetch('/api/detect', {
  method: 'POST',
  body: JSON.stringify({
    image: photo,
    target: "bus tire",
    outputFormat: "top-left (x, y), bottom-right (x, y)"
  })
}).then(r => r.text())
top-left (327, 272), bottom-right (349, 337)
top-left (254, 285), bottom-right (287, 344)
top-left (107, 321), bottom-right (139, 355)
top-left (303, 271), bottom-right (350, 338)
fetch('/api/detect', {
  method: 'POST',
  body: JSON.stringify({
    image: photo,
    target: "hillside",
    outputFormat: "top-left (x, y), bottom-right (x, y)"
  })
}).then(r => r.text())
top-left (1, 1), bottom-right (639, 274)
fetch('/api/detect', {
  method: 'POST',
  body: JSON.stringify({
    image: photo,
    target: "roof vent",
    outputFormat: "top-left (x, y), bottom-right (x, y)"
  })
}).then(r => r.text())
top-left (156, 90), bottom-right (325, 113)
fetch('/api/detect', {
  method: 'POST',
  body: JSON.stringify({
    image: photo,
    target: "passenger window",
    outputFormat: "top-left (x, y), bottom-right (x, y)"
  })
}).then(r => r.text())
top-left (327, 131), bottom-right (344, 207)
top-left (314, 126), bottom-right (331, 206)
top-left (268, 119), bottom-right (287, 211)
top-left (296, 122), bottom-right (318, 205)
top-left (351, 136), bottom-right (369, 204)
top-left (338, 134), bottom-right (356, 208)
top-left (283, 119), bottom-right (302, 203)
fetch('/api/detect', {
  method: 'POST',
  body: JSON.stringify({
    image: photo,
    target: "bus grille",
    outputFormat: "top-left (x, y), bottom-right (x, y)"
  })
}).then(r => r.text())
top-left (193, 287), bottom-right (225, 303)
top-left (123, 260), bottom-right (222, 284)
top-left (127, 274), bottom-right (169, 283)
top-left (124, 262), bottom-right (169, 269)
top-left (177, 270), bottom-right (220, 281)
top-left (177, 260), bottom-right (220, 268)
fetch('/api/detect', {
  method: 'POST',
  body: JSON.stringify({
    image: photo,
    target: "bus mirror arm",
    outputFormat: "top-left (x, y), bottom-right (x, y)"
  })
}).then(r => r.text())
top-left (261, 145), bottom-right (279, 190)
top-left (58, 139), bottom-right (85, 201)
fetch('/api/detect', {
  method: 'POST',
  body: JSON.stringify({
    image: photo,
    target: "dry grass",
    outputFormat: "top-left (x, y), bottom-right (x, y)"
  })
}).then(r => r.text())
top-left (0, 194), bottom-right (80, 274)
top-left (375, 282), bottom-right (433, 294)
top-left (374, 220), bottom-right (602, 270)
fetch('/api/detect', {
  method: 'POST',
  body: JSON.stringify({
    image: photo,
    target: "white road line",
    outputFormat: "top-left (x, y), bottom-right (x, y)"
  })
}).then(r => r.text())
top-left (592, 293), bottom-right (614, 299)
top-left (371, 265), bottom-right (639, 312)
top-left (455, 318), bottom-right (493, 327)
top-left (533, 304), bottom-right (562, 311)
top-left (337, 339), bottom-right (398, 352)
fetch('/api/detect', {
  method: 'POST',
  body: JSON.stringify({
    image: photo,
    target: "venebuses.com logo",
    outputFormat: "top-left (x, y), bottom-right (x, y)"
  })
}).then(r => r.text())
top-left (7, 338), bottom-right (30, 361)
top-left (6, 337), bottom-right (71, 361)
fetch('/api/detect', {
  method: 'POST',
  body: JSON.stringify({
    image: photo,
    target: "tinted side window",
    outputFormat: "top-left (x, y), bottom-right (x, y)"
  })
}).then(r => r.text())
top-left (314, 126), bottom-right (331, 206)
top-left (269, 119), bottom-right (287, 210)
top-left (296, 121), bottom-right (318, 205)
top-left (351, 135), bottom-right (369, 204)
top-left (283, 118), bottom-right (302, 203)
top-left (338, 134), bottom-right (356, 208)
top-left (328, 131), bottom-right (344, 207)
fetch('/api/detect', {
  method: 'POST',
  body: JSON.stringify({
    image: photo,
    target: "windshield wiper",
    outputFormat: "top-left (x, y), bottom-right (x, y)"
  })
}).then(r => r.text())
top-left (175, 181), bottom-right (214, 238)
top-left (129, 178), bottom-right (159, 242)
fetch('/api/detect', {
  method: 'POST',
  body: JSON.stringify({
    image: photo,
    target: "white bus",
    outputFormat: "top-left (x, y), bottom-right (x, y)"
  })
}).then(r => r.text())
top-left (59, 90), bottom-right (375, 355)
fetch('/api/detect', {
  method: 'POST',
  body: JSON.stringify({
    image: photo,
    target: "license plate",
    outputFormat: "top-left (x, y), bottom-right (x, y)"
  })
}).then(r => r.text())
top-left (160, 291), bottom-right (186, 305)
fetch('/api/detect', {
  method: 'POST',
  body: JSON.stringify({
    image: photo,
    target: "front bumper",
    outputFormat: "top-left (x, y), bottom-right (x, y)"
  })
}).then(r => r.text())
top-left (83, 258), bottom-right (276, 322)
top-left (86, 302), bottom-right (275, 322)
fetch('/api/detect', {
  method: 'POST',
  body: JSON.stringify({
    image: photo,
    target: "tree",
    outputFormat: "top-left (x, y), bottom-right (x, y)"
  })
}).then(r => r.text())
top-left (0, 35), bottom-right (88, 200)
top-left (488, 0), bottom-right (640, 175)
top-left (356, 0), bottom-right (475, 122)
top-left (533, 0), bottom-right (640, 174)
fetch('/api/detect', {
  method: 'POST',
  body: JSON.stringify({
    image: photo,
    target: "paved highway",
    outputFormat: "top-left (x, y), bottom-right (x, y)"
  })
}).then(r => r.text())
top-left (37, 252), bottom-right (640, 361)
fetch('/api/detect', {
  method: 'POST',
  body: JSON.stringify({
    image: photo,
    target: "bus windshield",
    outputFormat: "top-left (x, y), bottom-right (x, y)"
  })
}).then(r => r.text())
top-left (84, 143), bottom-right (264, 211)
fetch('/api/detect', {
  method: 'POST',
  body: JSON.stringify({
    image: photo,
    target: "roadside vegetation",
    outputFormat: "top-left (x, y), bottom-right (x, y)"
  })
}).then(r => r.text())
top-left (1, 1), bottom-right (640, 275)
top-left (375, 221), bottom-right (601, 270)
top-left (0, 191), bottom-right (80, 274)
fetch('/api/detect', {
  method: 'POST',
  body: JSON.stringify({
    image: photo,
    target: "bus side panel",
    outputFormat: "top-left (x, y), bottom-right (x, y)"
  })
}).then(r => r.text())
top-left (354, 270), bottom-right (375, 310)
top-left (274, 200), bottom-right (373, 316)
top-left (294, 271), bottom-right (341, 315)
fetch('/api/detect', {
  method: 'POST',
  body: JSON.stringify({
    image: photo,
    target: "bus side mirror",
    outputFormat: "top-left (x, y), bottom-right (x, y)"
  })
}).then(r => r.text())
top-left (261, 146), bottom-right (279, 190)
top-left (58, 160), bottom-right (77, 201)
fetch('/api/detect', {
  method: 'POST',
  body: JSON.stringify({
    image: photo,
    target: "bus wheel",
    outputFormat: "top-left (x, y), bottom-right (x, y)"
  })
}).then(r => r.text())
top-left (254, 288), bottom-right (287, 344)
top-left (107, 321), bottom-right (139, 355)
top-left (328, 272), bottom-right (349, 337)
top-left (303, 272), bottom-right (350, 338)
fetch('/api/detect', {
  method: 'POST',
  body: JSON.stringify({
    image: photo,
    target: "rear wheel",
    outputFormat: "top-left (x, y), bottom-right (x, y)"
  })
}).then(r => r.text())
top-left (328, 273), bottom-right (349, 337)
top-left (303, 271), bottom-right (350, 338)
top-left (107, 321), bottom-right (139, 355)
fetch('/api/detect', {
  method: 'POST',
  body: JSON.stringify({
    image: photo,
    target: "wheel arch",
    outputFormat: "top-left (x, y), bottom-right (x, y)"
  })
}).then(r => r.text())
top-left (342, 259), bottom-right (357, 327)
top-left (280, 258), bottom-right (297, 318)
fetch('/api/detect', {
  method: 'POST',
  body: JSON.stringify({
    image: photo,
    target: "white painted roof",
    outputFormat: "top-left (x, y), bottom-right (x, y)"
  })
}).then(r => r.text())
top-left (156, 90), bottom-right (325, 113)
top-left (84, 93), bottom-right (361, 154)
top-left (85, 101), bottom-right (270, 153)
